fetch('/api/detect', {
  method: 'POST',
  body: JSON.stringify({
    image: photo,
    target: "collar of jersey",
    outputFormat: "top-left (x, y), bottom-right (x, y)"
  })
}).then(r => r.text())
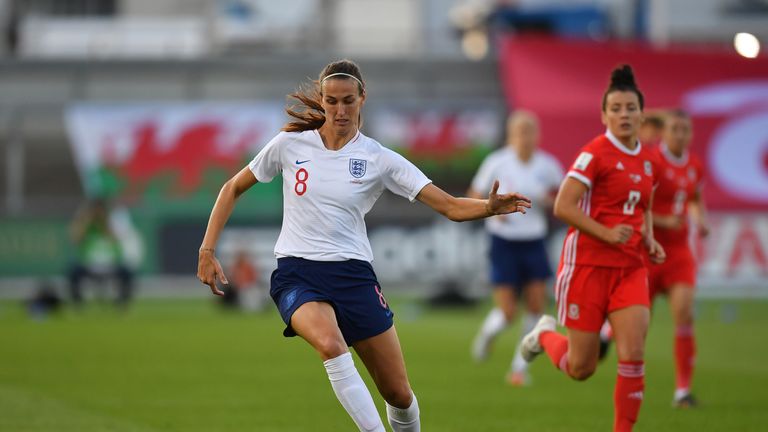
top-left (313, 129), bottom-right (362, 152)
top-left (659, 141), bottom-right (689, 166)
top-left (502, 146), bottom-right (539, 166)
top-left (605, 129), bottom-right (641, 156)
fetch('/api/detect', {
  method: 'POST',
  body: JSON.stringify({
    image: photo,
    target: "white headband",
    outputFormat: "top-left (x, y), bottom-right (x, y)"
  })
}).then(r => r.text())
top-left (321, 72), bottom-right (364, 89)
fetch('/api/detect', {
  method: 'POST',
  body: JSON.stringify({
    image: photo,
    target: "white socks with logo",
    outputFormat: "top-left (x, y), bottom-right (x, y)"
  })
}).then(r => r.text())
top-left (324, 352), bottom-right (385, 432)
top-left (386, 393), bottom-right (420, 432)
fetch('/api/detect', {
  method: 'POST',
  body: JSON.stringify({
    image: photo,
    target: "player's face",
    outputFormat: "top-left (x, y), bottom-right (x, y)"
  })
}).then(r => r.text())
top-left (663, 116), bottom-right (692, 153)
top-left (510, 119), bottom-right (539, 157)
top-left (638, 123), bottom-right (662, 145)
top-left (321, 78), bottom-right (365, 136)
top-left (601, 91), bottom-right (642, 143)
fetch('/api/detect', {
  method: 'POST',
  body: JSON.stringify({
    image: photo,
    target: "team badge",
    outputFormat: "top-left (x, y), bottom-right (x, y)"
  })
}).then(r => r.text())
top-left (688, 167), bottom-right (697, 181)
top-left (644, 160), bottom-right (653, 176)
top-left (349, 158), bottom-right (367, 178)
top-left (568, 303), bottom-right (580, 320)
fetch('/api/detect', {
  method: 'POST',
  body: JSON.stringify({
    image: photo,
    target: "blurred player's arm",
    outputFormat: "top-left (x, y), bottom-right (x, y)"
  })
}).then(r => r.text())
top-left (198, 167), bottom-right (258, 295)
top-left (417, 181), bottom-right (530, 222)
top-left (652, 214), bottom-right (683, 230)
top-left (688, 187), bottom-right (710, 237)
top-left (553, 177), bottom-right (632, 245)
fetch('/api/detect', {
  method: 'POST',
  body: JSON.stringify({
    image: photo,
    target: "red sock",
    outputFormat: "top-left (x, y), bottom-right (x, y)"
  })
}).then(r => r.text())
top-left (675, 325), bottom-right (696, 392)
top-left (614, 361), bottom-right (644, 432)
top-left (540, 331), bottom-right (569, 373)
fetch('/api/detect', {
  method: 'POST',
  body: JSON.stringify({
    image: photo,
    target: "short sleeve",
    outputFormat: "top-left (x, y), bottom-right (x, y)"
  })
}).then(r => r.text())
top-left (470, 152), bottom-right (499, 194)
top-left (248, 132), bottom-right (286, 183)
top-left (566, 144), bottom-right (598, 189)
top-left (379, 147), bottom-right (432, 202)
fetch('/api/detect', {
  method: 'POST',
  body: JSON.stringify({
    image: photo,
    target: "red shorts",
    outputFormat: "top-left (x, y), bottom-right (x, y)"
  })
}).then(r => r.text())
top-left (648, 244), bottom-right (696, 301)
top-left (555, 264), bottom-right (649, 332)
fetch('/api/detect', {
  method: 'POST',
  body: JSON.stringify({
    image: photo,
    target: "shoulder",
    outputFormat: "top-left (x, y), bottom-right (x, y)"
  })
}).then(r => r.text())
top-left (536, 150), bottom-right (562, 168)
top-left (360, 135), bottom-right (401, 161)
top-left (569, 135), bottom-right (605, 170)
top-left (585, 135), bottom-right (611, 154)
top-left (265, 130), bottom-right (305, 149)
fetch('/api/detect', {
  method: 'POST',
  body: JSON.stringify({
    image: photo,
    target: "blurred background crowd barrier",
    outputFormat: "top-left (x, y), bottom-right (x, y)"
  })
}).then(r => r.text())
top-left (0, 0), bottom-right (766, 300)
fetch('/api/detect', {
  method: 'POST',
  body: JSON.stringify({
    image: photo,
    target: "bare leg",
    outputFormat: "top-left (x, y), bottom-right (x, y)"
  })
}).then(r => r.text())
top-left (472, 286), bottom-right (517, 361)
top-left (354, 326), bottom-right (419, 431)
top-left (509, 280), bottom-right (547, 384)
top-left (292, 301), bottom-right (385, 431)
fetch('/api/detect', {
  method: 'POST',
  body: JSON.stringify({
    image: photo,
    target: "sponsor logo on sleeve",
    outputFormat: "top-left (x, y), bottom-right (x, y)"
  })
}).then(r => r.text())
top-left (573, 152), bottom-right (593, 171)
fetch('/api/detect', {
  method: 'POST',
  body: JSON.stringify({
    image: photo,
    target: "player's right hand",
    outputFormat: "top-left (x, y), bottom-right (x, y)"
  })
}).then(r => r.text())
top-left (197, 250), bottom-right (228, 296)
top-left (604, 224), bottom-right (634, 245)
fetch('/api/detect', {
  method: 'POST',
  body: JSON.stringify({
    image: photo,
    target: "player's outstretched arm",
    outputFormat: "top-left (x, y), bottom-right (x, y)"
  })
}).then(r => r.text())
top-left (198, 166), bottom-right (258, 296)
top-left (554, 177), bottom-right (632, 245)
top-left (416, 181), bottom-right (531, 222)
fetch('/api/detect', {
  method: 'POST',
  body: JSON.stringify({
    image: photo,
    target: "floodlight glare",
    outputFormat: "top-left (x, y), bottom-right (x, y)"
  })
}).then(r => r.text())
top-left (734, 32), bottom-right (760, 58)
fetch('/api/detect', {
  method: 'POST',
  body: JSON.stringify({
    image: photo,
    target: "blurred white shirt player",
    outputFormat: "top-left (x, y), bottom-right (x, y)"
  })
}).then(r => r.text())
top-left (469, 110), bottom-right (563, 386)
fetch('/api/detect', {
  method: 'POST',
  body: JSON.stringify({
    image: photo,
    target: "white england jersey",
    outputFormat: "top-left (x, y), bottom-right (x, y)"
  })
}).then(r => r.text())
top-left (249, 130), bottom-right (432, 262)
top-left (471, 148), bottom-right (563, 240)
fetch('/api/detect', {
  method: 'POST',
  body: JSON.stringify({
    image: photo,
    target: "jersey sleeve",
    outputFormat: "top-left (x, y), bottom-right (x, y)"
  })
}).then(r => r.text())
top-left (470, 152), bottom-right (498, 194)
top-left (248, 132), bottom-right (286, 183)
top-left (379, 147), bottom-right (433, 202)
top-left (566, 143), bottom-right (599, 189)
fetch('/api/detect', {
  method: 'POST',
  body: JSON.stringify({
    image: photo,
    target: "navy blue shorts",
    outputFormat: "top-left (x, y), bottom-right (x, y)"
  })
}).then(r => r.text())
top-left (489, 235), bottom-right (552, 292)
top-left (270, 257), bottom-right (394, 346)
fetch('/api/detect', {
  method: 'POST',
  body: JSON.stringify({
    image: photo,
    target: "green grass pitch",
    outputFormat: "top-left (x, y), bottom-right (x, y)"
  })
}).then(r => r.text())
top-left (1, 297), bottom-right (767, 431)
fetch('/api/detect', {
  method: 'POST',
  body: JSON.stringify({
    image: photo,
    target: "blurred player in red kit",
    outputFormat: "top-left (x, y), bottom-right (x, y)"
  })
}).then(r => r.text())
top-left (648, 109), bottom-right (709, 407)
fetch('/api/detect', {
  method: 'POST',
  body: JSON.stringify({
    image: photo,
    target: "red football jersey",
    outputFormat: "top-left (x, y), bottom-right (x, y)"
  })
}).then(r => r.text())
top-left (651, 143), bottom-right (704, 247)
top-left (561, 131), bottom-right (658, 268)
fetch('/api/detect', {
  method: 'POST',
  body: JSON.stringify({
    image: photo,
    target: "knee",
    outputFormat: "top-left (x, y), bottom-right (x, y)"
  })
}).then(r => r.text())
top-left (381, 384), bottom-right (413, 409)
top-left (568, 362), bottom-right (597, 381)
top-left (315, 337), bottom-right (348, 360)
top-left (673, 308), bottom-right (694, 326)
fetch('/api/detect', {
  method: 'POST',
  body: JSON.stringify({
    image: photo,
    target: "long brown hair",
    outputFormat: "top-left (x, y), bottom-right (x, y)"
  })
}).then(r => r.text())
top-left (282, 59), bottom-right (366, 133)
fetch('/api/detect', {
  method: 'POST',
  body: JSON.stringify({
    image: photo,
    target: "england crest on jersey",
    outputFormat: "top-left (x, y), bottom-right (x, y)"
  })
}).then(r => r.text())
top-left (349, 158), bottom-right (367, 178)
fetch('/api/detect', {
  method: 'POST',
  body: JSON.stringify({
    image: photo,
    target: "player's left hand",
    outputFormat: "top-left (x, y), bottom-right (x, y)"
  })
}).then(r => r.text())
top-left (646, 237), bottom-right (666, 264)
top-left (487, 180), bottom-right (532, 215)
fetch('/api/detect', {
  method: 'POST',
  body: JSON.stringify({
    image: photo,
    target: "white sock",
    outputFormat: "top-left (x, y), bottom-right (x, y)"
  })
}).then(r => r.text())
top-left (477, 308), bottom-right (508, 342)
top-left (511, 313), bottom-right (540, 373)
top-left (472, 308), bottom-right (509, 360)
top-left (386, 392), bottom-right (420, 432)
top-left (674, 388), bottom-right (690, 401)
top-left (324, 352), bottom-right (385, 432)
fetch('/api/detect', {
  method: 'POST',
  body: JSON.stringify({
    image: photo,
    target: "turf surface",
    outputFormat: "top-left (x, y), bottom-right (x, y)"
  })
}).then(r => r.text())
top-left (1, 297), bottom-right (766, 431)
